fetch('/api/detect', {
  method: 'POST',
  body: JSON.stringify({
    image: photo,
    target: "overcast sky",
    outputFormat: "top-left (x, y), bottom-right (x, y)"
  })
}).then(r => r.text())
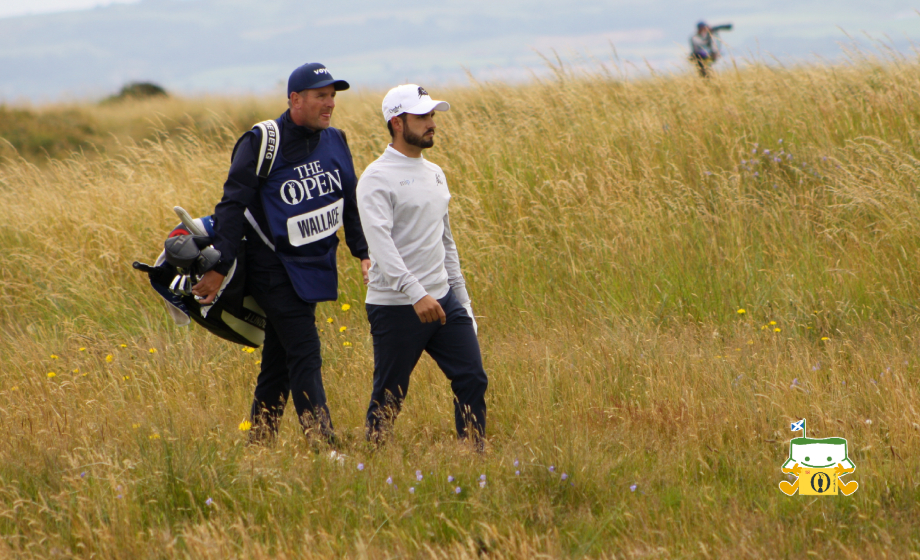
top-left (0, 0), bottom-right (916, 103)
top-left (0, 0), bottom-right (139, 18)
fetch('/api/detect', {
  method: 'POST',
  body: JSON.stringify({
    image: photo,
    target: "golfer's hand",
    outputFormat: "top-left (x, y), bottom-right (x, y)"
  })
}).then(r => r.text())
top-left (361, 259), bottom-right (371, 285)
top-left (413, 295), bottom-right (446, 325)
top-left (192, 270), bottom-right (225, 305)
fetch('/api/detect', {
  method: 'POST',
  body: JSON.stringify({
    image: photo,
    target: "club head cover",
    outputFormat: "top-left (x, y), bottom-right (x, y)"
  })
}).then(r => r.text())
top-left (164, 235), bottom-right (202, 268)
top-left (174, 206), bottom-right (209, 237)
top-left (194, 246), bottom-right (222, 276)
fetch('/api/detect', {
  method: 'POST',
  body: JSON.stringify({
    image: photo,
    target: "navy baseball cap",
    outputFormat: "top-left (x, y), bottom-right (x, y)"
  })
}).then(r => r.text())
top-left (287, 63), bottom-right (350, 96)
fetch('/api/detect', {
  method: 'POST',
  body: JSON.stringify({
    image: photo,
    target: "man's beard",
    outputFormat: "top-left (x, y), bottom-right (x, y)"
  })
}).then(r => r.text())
top-left (403, 127), bottom-right (434, 149)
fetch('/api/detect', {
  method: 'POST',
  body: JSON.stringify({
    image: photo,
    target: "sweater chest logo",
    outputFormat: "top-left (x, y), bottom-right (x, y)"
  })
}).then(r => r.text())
top-left (279, 160), bottom-right (343, 205)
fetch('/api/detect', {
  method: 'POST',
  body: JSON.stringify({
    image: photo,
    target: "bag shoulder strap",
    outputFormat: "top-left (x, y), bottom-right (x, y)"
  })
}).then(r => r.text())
top-left (253, 119), bottom-right (280, 178)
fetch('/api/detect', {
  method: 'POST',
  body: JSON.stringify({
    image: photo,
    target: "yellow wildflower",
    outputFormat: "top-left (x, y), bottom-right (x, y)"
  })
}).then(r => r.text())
top-left (768, 321), bottom-right (777, 326)
top-left (747, 340), bottom-right (754, 345)
top-left (737, 309), bottom-right (746, 315)
top-left (242, 347), bottom-right (255, 354)
top-left (149, 434), bottom-right (160, 440)
top-left (47, 372), bottom-right (56, 378)
top-left (148, 348), bottom-right (157, 354)
top-left (11, 386), bottom-right (18, 391)
top-left (132, 423), bottom-right (140, 429)
top-left (255, 360), bottom-right (261, 365)
top-left (123, 375), bottom-right (130, 381)
top-left (105, 354), bottom-right (114, 363)
top-left (343, 341), bottom-right (352, 347)
top-left (327, 317), bottom-right (334, 323)
top-left (79, 347), bottom-right (86, 352)
top-left (774, 328), bottom-right (781, 333)
top-left (238, 420), bottom-right (252, 432)
top-left (119, 344), bottom-right (127, 348)
top-left (821, 337), bottom-right (830, 341)
top-left (50, 354), bottom-right (58, 359)
top-left (72, 368), bottom-right (79, 374)
top-left (341, 303), bottom-right (351, 311)
top-left (339, 326), bottom-right (347, 332)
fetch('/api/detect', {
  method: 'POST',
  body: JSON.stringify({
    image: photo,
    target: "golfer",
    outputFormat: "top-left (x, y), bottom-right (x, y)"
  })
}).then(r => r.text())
top-left (357, 84), bottom-right (488, 446)
top-left (193, 63), bottom-right (369, 444)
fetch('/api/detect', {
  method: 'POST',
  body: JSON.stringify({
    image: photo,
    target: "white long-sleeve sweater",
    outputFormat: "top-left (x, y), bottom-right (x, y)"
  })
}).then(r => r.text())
top-left (357, 146), bottom-right (470, 306)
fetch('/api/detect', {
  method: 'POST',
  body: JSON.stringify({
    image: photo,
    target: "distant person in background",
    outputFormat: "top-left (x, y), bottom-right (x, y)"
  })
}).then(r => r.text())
top-left (357, 84), bottom-right (488, 449)
top-left (690, 21), bottom-right (720, 77)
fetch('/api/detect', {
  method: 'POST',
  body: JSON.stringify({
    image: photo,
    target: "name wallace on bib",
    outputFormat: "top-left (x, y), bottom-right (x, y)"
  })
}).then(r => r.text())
top-left (287, 199), bottom-right (343, 247)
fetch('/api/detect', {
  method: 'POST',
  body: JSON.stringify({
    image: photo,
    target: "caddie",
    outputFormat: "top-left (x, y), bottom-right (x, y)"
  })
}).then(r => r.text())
top-left (357, 84), bottom-right (488, 446)
top-left (192, 62), bottom-right (370, 444)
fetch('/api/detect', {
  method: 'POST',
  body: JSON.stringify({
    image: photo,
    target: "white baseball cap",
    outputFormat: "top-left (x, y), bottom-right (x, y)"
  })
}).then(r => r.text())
top-left (381, 84), bottom-right (450, 123)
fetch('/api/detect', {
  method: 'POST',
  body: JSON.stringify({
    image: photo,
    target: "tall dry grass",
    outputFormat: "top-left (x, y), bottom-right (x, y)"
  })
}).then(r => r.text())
top-left (2, 57), bottom-right (920, 558)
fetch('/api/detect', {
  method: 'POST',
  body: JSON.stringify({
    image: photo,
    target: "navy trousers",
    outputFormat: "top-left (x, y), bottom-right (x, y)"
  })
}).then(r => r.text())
top-left (365, 289), bottom-right (488, 441)
top-left (246, 255), bottom-right (332, 440)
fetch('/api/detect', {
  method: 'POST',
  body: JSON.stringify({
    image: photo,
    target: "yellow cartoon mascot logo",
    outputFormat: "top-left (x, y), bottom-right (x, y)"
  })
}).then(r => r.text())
top-left (779, 419), bottom-right (857, 496)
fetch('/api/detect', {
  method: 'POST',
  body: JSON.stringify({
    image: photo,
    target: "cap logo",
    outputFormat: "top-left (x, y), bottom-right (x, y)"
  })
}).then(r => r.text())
top-left (387, 104), bottom-right (402, 116)
top-left (418, 86), bottom-right (428, 98)
top-left (314, 68), bottom-right (329, 75)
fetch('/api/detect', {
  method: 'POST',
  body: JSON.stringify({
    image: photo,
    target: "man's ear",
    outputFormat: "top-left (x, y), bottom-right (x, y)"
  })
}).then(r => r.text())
top-left (289, 91), bottom-right (300, 109)
top-left (389, 116), bottom-right (401, 134)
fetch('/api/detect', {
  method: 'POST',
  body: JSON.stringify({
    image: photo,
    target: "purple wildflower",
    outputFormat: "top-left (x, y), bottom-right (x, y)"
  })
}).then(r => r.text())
top-left (455, 487), bottom-right (462, 494)
top-left (357, 463), bottom-right (364, 471)
top-left (630, 484), bottom-right (637, 492)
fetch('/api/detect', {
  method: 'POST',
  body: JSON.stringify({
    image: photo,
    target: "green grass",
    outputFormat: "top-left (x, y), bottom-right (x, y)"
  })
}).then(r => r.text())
top-left (2, 57), bottom-right (920, 558)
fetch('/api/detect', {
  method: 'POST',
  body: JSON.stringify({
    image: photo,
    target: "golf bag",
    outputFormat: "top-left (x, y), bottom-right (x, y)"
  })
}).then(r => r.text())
top-left (133, 207), bottom-right (266, 347)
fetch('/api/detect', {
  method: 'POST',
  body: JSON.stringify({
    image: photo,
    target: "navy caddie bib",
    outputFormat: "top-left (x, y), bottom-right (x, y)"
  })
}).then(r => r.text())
top-left (260, 122), bottom-right (356, 302)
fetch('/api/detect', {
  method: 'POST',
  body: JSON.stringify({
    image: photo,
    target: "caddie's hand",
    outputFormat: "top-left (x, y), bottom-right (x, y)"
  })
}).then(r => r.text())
top-left (413, 295), bottom-right (446, 325)
top-left (191, 270), bottom-right (226, 305)
top-left (361, 259), bottom-right (371, 285)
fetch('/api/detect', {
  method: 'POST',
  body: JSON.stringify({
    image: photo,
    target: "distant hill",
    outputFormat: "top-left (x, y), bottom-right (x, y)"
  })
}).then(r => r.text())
top-left (0, 0), bottom-right (913, 103)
